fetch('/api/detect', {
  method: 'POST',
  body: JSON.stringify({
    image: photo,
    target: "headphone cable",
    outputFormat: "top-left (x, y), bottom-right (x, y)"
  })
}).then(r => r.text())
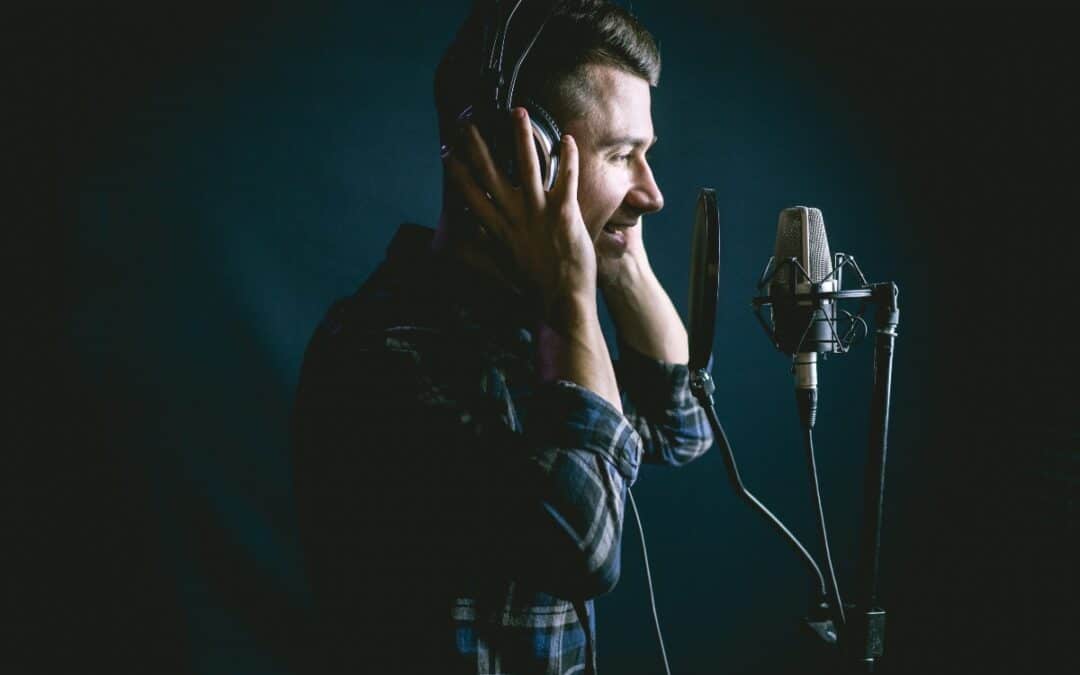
top-left (627, 488), bottom-right (672, 675)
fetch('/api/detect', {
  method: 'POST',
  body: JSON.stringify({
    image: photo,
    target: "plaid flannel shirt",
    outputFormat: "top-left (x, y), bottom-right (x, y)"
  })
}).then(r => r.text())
top-left (292, 224), bottom-right (713, 674)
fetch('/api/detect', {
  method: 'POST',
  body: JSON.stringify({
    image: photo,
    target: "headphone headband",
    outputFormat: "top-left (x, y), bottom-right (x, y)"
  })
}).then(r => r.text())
top-left (464, 0), bottom-right (563, 191)
top-left (484, 1), bottom-right (559, 111)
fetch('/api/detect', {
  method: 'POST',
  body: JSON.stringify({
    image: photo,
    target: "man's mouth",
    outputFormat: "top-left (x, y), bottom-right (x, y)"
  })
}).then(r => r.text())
top-left (599, 220), bottom-right (636, 251)
top-left (602, 220), bottom-right (636, 234)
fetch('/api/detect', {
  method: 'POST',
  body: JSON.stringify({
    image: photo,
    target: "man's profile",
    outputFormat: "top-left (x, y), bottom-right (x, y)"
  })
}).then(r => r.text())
top-left (292, 1), bottom-right (713, 672)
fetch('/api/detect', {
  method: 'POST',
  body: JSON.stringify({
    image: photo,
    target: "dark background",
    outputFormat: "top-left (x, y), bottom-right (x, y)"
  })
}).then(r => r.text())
top-left (11, 2), bottom-right (1075, 673)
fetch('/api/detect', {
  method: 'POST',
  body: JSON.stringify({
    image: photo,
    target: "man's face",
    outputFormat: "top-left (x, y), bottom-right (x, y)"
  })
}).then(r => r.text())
top-left (563, 65), bottom-right (664, 259)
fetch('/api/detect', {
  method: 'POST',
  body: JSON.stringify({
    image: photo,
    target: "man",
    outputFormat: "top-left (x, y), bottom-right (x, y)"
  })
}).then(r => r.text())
top-left (292, 1), bottom-right (712, 673)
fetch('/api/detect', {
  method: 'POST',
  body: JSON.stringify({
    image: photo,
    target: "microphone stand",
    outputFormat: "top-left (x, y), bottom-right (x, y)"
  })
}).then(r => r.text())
top-left (843, 281), bottom-right (899, 673)
top-left (696, 253), bottom-right (900, 673)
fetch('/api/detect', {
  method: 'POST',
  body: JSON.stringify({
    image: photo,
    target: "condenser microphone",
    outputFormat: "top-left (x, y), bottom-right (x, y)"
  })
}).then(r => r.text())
top-left (769, 207), bottom-right (838, 427)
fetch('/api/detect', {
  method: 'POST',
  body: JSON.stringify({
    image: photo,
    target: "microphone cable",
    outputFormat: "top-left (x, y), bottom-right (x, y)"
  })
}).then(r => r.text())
top-left (802, 425), bottom-right (846, 628)
top-left (627, 488), bottom-right (672, 675)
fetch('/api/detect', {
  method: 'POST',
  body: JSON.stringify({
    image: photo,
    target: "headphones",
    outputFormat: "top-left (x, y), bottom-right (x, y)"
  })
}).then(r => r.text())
top-left (458, 0), bottom-right (563, 190)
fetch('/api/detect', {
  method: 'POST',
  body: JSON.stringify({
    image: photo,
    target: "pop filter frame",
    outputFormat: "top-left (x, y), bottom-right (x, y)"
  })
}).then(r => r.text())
top-left (685, 192), bottom-right (836, 637)
top-left (688, 188), bottom-right (720, 372)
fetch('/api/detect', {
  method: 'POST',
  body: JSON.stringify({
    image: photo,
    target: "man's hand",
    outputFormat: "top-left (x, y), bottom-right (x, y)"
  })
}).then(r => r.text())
top-left (444, 108), bottom-right (596, 316)
top-left (597, 222), bottom-right (691, 365)
top-left (444, 108), bottom-right (623, 412)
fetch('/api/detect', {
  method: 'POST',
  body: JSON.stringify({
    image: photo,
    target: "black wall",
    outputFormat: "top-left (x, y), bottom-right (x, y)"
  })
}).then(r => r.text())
top-left (12, 2), bottom-right (1075, 673)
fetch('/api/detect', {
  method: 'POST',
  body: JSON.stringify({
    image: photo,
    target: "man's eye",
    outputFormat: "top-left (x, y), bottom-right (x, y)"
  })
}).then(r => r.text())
top-left (612, 153), bottom-right (633, 163)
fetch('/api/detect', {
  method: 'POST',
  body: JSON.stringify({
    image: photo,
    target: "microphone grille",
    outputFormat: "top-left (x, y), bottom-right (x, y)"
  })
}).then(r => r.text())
top-left (805, 207), bottom-right (833, 284)
top-left (773, 206), bottom-right (832, 287)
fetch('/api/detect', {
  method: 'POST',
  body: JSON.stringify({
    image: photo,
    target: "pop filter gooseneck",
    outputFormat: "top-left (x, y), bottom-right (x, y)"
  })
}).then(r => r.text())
top-left (685, 189), bottom-right (830, 613)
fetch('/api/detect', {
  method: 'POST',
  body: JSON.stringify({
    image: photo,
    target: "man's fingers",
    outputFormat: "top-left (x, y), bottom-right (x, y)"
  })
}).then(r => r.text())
top-left (513, 108), bottom-right (544, 207)
top-left (555, 134), bottom-right (579, 204)
top-left (444, 153), bottom-right (503, 234)
top-left (462, 123), bottom-right (509, 208)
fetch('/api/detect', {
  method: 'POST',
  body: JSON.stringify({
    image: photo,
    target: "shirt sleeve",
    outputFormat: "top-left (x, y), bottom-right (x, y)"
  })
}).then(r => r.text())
top-left (612, 339), bottom-right (715, 467)
top-left (292, 310), bottom-right (640, 602)
top-left (522, 378), bottom-right (641, 594)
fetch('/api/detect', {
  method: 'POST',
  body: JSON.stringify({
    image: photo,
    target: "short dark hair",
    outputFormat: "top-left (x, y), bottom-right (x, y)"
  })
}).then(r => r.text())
top-left (434, 0), bottom-right (661, 143)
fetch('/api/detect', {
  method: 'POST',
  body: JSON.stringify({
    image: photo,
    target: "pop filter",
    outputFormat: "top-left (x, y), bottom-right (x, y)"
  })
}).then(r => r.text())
top-left (688, 188), bottom-right (720, 372)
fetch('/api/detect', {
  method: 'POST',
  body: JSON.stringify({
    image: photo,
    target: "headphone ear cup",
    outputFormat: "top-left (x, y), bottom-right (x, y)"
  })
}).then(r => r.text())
top-left (522, 98), bottom-right (561, 191)
top-left (454, 101), bottom-right (561, 191)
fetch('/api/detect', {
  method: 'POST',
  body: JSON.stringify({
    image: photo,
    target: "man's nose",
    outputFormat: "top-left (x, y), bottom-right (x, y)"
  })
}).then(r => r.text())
top-left (627, 161), bottom-right (664, 214)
